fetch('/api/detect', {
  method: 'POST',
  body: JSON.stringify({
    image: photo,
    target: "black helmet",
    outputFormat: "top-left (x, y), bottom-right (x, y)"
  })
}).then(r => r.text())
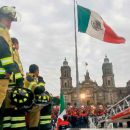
top-left (34, 91), bottom-right (52, 106)
top-left (0, 6), bottom-right (17, 21)
top-left (34, 86), bottom-right (45, 95)
top-left (10, 87), bottom-right (34, 110)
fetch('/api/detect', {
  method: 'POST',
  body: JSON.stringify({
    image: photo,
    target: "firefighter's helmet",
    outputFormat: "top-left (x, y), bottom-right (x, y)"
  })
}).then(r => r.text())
top-left (34, 91), bottom-right (52, 106)
top-left (34, 86), bottom-right (45, 95)
top-left (0, 6), bottom-right (17, 21)
top-left (10, 87), bottom-right (34, 110)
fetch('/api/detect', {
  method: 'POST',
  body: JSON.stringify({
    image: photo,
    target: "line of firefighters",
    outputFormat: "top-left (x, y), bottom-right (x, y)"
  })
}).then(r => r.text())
top-left (0, 6), bottom-right (52, 130)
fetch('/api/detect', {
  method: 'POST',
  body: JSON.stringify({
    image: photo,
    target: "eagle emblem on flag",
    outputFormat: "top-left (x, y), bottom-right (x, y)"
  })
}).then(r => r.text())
top-left (91, 19), bottom-right (103, 31)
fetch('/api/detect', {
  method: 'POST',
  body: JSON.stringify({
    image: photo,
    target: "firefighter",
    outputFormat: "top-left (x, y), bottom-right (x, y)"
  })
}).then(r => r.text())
top-left (2, 37), bottom-right (26, 130)
top-left (70, 111), bottom-right (78, 128)
top-left (0, 6), bottom-right (18, 110)
top-left (11, 37), bottom-right (24, 79)
top-left (97, 105), bottom-right (105, 128)
top-left (24, 64), bottom-right (45, 130)
top-left (0, 6), bottom-right (24, 130)
top-left (9, 87), bottom-right (33, 130)
top-left (79, 110), bottom-right (88, 128)
top-left (38, 91), bottom-right (52, 130)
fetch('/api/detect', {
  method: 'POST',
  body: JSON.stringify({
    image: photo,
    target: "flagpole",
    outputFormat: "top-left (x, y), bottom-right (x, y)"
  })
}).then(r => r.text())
top-left (73, 0), bottom-right (80, 107)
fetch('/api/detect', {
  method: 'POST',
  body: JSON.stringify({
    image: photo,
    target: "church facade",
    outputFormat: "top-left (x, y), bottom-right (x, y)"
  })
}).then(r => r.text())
top-left (60, 56), bottom-right (130, 106)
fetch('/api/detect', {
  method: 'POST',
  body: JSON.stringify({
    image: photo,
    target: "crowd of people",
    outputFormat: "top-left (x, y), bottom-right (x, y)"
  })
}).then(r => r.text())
top-left (51, 104), bottom-right (130, 129)
top-left (51, 104), bottom-right (107, 129)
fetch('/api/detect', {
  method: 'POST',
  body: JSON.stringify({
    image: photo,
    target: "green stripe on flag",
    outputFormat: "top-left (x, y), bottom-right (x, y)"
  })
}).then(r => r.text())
top-left (77, 5), bottom-right (91, 33)
top-left (60, 92), bottom-right (65, 114)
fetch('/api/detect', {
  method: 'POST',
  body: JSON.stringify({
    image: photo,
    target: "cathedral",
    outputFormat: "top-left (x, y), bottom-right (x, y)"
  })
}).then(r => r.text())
top-left (60, 56), bottom-right (130, 106)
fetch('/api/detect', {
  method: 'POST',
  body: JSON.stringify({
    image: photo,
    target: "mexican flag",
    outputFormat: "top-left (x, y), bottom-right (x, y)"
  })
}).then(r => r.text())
top-left (77, 5), bottom-right (125, 44)
top-left (57, 93), bottom-right (66, 125)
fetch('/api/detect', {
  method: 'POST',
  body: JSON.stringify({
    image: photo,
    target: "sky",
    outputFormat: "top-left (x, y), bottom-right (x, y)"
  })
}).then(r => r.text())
top-left (0, 0), bottom-right (130, 96)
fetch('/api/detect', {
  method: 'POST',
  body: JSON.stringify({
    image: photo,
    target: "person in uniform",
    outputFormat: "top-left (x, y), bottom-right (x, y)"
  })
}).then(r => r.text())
top-left (3, 38), bottom-right (26, 130)
top-left (24, 64), bottom-right (45, 130)
top-left (0, 6), bottom-right (18, 110)
top-left (38, 91), bottom-right (52, 130)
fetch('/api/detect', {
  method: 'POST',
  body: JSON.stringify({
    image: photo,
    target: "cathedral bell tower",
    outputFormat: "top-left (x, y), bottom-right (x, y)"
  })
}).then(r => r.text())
top-left (60, 58), bottom-right (72, 93)
top-left (102, 55), bottom-right (115, 87)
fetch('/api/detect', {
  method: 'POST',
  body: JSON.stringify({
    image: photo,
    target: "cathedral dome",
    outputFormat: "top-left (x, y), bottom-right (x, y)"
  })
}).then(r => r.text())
top-left (104, 55), bottom-right (109, 63)
top-left (63, 58), bottom-right (68, 66)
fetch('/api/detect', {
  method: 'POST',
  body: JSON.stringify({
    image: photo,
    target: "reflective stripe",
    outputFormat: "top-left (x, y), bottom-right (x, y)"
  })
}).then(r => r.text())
top-left (9, 82), bottom-right (15, 86)
top-left (3, 116), bottom-right (11, 121)
top-left (1, 57), bottom-right (13, 66)
top-left (14, 98), bottom-right (17, 102)
top-left (0, 68), bottom-right (6, 74)
top-left (18, 88), bottom-right (22, 91)
top-left (39, 96), bottom-right (42, 99)
top-left (13, 94), bottom-right (16, 97)
top-left (43, 96), bottom-right (47, 100)
top-left (38, 82), bottom-right (45, 86)
top-left (40, 120), bottom-right (51, 125)
top-left (14, 90), bottom-right (17, 93)
top-left (23, 98), bottom-right (27, 102)
top-left (3, 123), bottom-right (11, 128)
top-left (11, 122), bottom-right (26, 128)
top-left (46, 95), bottom-right (50, 101)
top-left (25, 93), bottom-right (29, 97)
top-left (15, 73), bottom-right (22, 79)
top-left (19, 99), bottom-right (23, 103)
top-left (42, 95), bottom-right (50, 101)
top-left (10, 73), bottom-right (14, 81)
top-left (40, 115), bottom-right (51, 119)
top-left (11, 117), bottom-right (25, 121)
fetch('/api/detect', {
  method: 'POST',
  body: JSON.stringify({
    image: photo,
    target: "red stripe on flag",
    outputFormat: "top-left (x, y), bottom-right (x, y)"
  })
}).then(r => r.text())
top-left (56, 118), bottom-right (63, 130)
top-left (103, 22), bottom-right (125, 44)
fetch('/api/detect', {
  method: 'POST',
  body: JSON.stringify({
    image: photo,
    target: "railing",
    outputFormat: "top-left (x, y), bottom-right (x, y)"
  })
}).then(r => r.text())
top-left (107, 95), bottom-right (130, 119)
top-left (97, 95), bottom-right (130, 127)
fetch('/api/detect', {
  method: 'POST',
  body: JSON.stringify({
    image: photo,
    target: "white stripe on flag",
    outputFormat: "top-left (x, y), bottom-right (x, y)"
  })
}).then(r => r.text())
top-left (58, 109), bottom-right (66, 120)
top-left (86, 10), bottom-right (105, 40)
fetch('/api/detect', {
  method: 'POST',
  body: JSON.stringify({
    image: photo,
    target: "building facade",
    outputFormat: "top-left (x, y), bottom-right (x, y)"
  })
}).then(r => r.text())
top-left (60, 56), bottom-right (130, 106)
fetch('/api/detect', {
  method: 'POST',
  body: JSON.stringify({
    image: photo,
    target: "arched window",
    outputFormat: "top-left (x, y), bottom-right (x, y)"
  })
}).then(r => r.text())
top-left (108, 80), bottom-right (110, 86)
top-left (64, 82), bottom-right (67, 87)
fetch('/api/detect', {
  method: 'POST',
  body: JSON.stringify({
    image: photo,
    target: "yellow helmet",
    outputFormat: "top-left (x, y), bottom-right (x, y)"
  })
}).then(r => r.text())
top-left (0, 6), bottom-right (17, 21)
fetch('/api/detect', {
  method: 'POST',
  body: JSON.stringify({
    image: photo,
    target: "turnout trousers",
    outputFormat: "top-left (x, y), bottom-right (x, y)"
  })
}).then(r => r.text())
top-left (26, 105), bottom-right (40, 130)
top-left (0, 79), bottom-right (9, 108)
